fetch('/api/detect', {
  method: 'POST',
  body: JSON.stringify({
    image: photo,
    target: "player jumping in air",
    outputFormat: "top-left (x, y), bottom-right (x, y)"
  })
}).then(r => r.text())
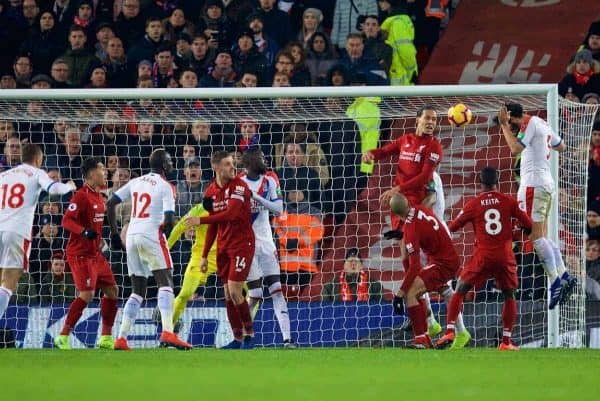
top-left (436, 167), bottom-right (533, 351)
top-left (56, 158), bottom-right (118, 350)
top-left (186, 150), bottom-right (256, 349)
top-left (239, 148), bottom-right (295, 348)
top-left (498, 103), bottom-right (576, 309)
top-left (0, 144), bottom-right (75, 322)
top-left (389, 193), bottom-right (460, 349)
top-left (107, 149), bottom-right (191, 350)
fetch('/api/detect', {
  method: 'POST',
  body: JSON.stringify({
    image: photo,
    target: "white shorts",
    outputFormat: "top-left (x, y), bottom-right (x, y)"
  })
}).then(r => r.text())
top-left (247, 240), bottom-right (280, 282)
top-left (126, 233), bottom-right (172, 278)
top-left (517, 186), bottom-right (553, 223)
top-left (0, 231), bottom-right (31, 270)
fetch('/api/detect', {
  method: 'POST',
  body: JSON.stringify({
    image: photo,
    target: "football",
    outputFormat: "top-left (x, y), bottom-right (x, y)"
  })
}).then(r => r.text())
top-left (447, 103), bottom-right (473, 127)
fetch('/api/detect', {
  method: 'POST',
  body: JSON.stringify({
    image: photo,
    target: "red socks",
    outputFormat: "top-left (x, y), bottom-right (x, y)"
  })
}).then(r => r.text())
top-left (445, 292), bottom-right (464, 335)
top-left (100, 297), bottom-right (118, 336)
top-left (225, 300), bottom-right (244, 340)
top-left (502, 298), bottom-right (517, 345)
top-left (236, 300), bottom-right (254, 336)
top-left (407, 303), bottom-right (427, 338)
top-left (60, 297), bottom-right (88, 336)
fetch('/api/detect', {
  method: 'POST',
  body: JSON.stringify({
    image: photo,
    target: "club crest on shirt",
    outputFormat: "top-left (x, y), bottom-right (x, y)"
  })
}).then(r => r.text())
top-left (68, 203), bottom-right (77, 211)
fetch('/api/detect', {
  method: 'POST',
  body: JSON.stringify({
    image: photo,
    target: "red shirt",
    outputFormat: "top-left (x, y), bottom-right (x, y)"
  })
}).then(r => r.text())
top-left (370, 133), bottom-right (443, 204)
top-left (201, 176), bottom-right (255, 256)
top-left (448, 190), bottom-right (532, 261)
top-left (402, 205), bottom-right (459, 292)
top-left (62, 184), bottom-right (106, 258)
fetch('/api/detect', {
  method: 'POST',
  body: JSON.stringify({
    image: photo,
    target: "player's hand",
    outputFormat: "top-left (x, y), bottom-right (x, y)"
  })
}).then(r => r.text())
top-left (202, 197), bottom-right (213, 212)
top-left (81, 228), bottom-right (98, 240)
top-left (199, 258), bottom-right (208, 273)
top-left (185, 216), bottom-right (202, 227)
top-left (392, 295), bottom-right (405, 315)
top-left (497, 105), bottom-right (510, 126)
top-left (383, 230), bottom-right (403, 240)
top-left (286, 238), bottom-right (299, 251)
top-left (361, 151), bottom-right (375, 164)
top-left (66, 180), bottom-right (77, 191)
top-left (379, 186), bottom-right (400, 205)
top-left (110, 232), bottom-right (124, 251)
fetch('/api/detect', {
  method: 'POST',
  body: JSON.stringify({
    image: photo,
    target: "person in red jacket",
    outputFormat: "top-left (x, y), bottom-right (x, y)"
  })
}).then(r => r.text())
top-left (55, 157), bottom-right (118, 350)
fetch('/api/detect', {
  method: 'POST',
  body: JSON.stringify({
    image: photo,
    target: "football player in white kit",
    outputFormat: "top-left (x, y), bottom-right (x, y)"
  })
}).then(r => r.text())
top-left (498, 103), bottom-right (574, 309)
top-left (240, 149), bottom-right (295, 348)
top-left (106, 149), bottom-right (191, 350)
top-left (0, 144), bottom-right (75, 320)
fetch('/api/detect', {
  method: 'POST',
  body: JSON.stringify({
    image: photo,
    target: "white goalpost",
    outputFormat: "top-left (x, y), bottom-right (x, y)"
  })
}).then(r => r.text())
top-left (0, 85), bottom-right (595, 349)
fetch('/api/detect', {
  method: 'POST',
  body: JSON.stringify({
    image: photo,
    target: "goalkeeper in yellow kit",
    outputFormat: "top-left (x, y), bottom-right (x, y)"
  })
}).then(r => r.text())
top-left (167, 203), bottom-right (218, 326)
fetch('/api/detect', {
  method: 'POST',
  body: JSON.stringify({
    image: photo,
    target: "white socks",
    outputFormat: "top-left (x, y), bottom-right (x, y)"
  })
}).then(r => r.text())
top-left (118, 293), bottom-right (143, 339)
top-left (0, 286), bottom-right (13, 320)
top-left (269, 283), bottom-right (291, 342)
top-left (247, 288), bottom-right (263, 317)
top-left (158, 287), bottom-right (174, 333)
top-left (422, 293), bottom-right (436, 327)
top-left (442, 287), bottom-right (465, 333)
top-left (547, 239), bottom-right (567, 277)
top-left (533, 238), bottom-right (559, 282)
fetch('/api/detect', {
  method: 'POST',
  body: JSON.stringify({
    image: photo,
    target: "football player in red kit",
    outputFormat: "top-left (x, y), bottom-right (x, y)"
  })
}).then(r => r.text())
top-left (436, 167), bottom-right (532, 351)
top-left (186, 150), bottom-right (256, 349)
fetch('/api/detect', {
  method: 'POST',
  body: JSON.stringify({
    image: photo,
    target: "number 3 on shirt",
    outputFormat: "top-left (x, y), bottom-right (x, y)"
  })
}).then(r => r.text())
top-left (235, 256), bottom-right (247, 272)
top-left (417, 210), bottom-right (439, 231)
top-left (132, 192), bottom-right (151, 218)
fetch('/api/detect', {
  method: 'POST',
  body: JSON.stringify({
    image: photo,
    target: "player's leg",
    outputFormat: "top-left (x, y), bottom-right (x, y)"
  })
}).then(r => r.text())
top-left (246, 251), bottom-right (264, 319)
top-left (436, 279), bottom-right (473, 349)
top-left (153, 268), bottom-right (192, 350)
top-left (96, 255), bottom-right (118, 349)
top-left (0, 269), bottom-right (22, 319)
top-left (115, 276), bottom-right (147, 351)
top-left (221, 282), bottom-right (245, 349)
top-left (173, 261), bottom-right (204, 325)
top-left (405, 276), bottom-right (431, 348)
top-left (264, 274), bottom-right (294, 347)
top-left (228, 279), bottom-right (255, 349)
top-left (55, 257), bottom-right (95, 350)
top-left (499, 289), bottom-right (519, 351)
top-left (439, 284), bottom-right (471, 348)
top-left (0, 233), bottom-right (29, 319)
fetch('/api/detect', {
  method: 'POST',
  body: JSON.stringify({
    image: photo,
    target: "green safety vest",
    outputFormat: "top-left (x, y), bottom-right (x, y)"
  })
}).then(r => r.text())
top-left (346, 96), bottom-right (382, 174)
top-left (381, 14), bottom-right (418, 86)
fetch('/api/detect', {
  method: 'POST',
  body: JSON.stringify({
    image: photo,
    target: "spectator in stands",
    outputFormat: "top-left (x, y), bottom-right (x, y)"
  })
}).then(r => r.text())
top-left (297, 7), bottom-right (323, 48)
top-left (0, 0), bottom-right (26, 77)
top-left (31, 73), bottom-right (53, 89)
top-left (325, 63), bottom-right (352, 86)
top-left (237, 70), bottom-right (258, 87)
top-left (585, 240), bottom-right (600, 300)
top-left (0, 121), bottom-right (15, 145)
top-left (174, 32), bottom-right (191, 70)
top-left (247, 11), bottom-right (278, 67)
top-left (94, 22), bottom-right (115, 61)
top-left (197, 0), bottom-right (233, 52)
top-left (39, 252), bottom-right (76, 304)
top-left (1, 73), bottom-right (17, 89)
top-left (50, 0), bottom-right (78, 35)
top-left (276, 142), bottom-right (322, 210)
top-left (559, 49), bottom-right (600, 101)
top-left (44, 125), bottom-right (85, 186)
top-left (13, 54), bottom-right (33, 88)
top-left (151, 44), bottom-right (175, 87)
top-left (580, 20), bottom-right (600, 62)
top-left (379, 2), bottom-right (418, 86)
top-left (583, 92), bottom-right (600, 105)
top-left (361, 15), bottom-right (392, 74)
top-left (72, 0), bottom-right (95, 40)
top-left (162, 7), bottom-right (194, 47)
top-left (285, 42), bottom-right (312, 87)
top-left (105, 166), bottom-right (132, 226)
top-left (331, 0), bottom-right (378, 50)
top-left (127, 120), bottom-right (157, 173)
top-left (232, 29), bottom-right (269, 84)
top-left (0, 136), bottom-right (21, 172)
top-left (21, 0), bottom-right (38, 31)
top-left (60, 25), bottom-right (99, 87)
top-left (114, 0), bottom-right (145, 50)
top-left (85, 65), bottom-right (108, 88)
top-left (127, 16), bottom-right (166, 70)
top-left (189, 34), bottom-right (215, 81)
top-left (199, 49), bottom-right (236, 87)
top-left (175, 157), bottom-right (205, 217)
top-left (306, 32), bottom-right (338, 86)
top-left (90, 110), bottom-right (128, 156)
top-left (321, 247), bottom-right (383, 302)
top-left (50, 58), bottom-right (71, 88)
top-left (20, 10), bottom-right (65, 76)
top-left (177, 68), bottom-right (197, 88)
top-left (102, 36), bottom-right (131, 88)
top-left (256, 0), bottom-right (293, 48)
top-left (29, 214), bottom-right (65, 291)
top-left (274, 194), bottom-right (324, 297)
top-left (339, 33), bottom-right (388, 85)
top-left (588, 201), bottom-right (600, 241)
top-left (221, 0), bottom-right (253, 28)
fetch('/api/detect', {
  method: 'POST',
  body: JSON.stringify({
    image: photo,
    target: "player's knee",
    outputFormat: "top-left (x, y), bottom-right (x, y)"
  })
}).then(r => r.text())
top-left (456, 281), bottom-right (472, 294)
top-left (248, 287), bottom-right (263, 300)
top-left (103, 286), bottom-right (118, 299)
top-left (230, 291), bottom-right (244, 305)
top-left (78, 291), bottom-right (93, 303)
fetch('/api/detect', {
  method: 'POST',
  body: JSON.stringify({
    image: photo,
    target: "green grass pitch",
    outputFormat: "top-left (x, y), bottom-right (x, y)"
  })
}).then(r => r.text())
top-left (1, 349), bottom-right (599, 401)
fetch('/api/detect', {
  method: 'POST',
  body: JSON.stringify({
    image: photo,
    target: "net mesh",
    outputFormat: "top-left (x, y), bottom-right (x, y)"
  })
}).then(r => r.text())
top-left (0, 89), bottom-right (594, 348)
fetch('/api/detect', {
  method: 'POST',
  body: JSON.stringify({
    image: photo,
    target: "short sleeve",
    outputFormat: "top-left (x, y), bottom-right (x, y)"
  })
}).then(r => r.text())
top-left (64, 192), bottom-right (83, 220)
top-left (426, 140), bottom-right (443, 166)
top-left (517, 119), bottom-right (537, 147)
top-left (114, 181), bottom-right (132, 202)
top-left (268, 176), bottom-right (283, 201)
top-left (162, 182), bottom-right (176, 213)
top-left (37, 169), bottom-right (55, 192)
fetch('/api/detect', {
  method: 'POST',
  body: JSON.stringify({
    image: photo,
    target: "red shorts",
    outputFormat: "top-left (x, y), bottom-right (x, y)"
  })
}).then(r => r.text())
top-left (68, 253), bottom-right (116, 292)
top-left (460, 253), bottom-right (518, 290)
top-left (420, 262), bottom-right (459, 292)
top-left (217, 243), bottom-right (255, 283)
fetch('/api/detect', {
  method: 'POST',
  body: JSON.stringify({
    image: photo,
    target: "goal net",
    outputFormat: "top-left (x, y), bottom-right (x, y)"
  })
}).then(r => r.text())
top-left (0, 86), bottom-right (595, 349)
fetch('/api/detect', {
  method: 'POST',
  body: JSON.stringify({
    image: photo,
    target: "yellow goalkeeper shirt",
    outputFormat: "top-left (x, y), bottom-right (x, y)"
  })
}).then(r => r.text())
top-left (167, 204), bottom-right (217, 267)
